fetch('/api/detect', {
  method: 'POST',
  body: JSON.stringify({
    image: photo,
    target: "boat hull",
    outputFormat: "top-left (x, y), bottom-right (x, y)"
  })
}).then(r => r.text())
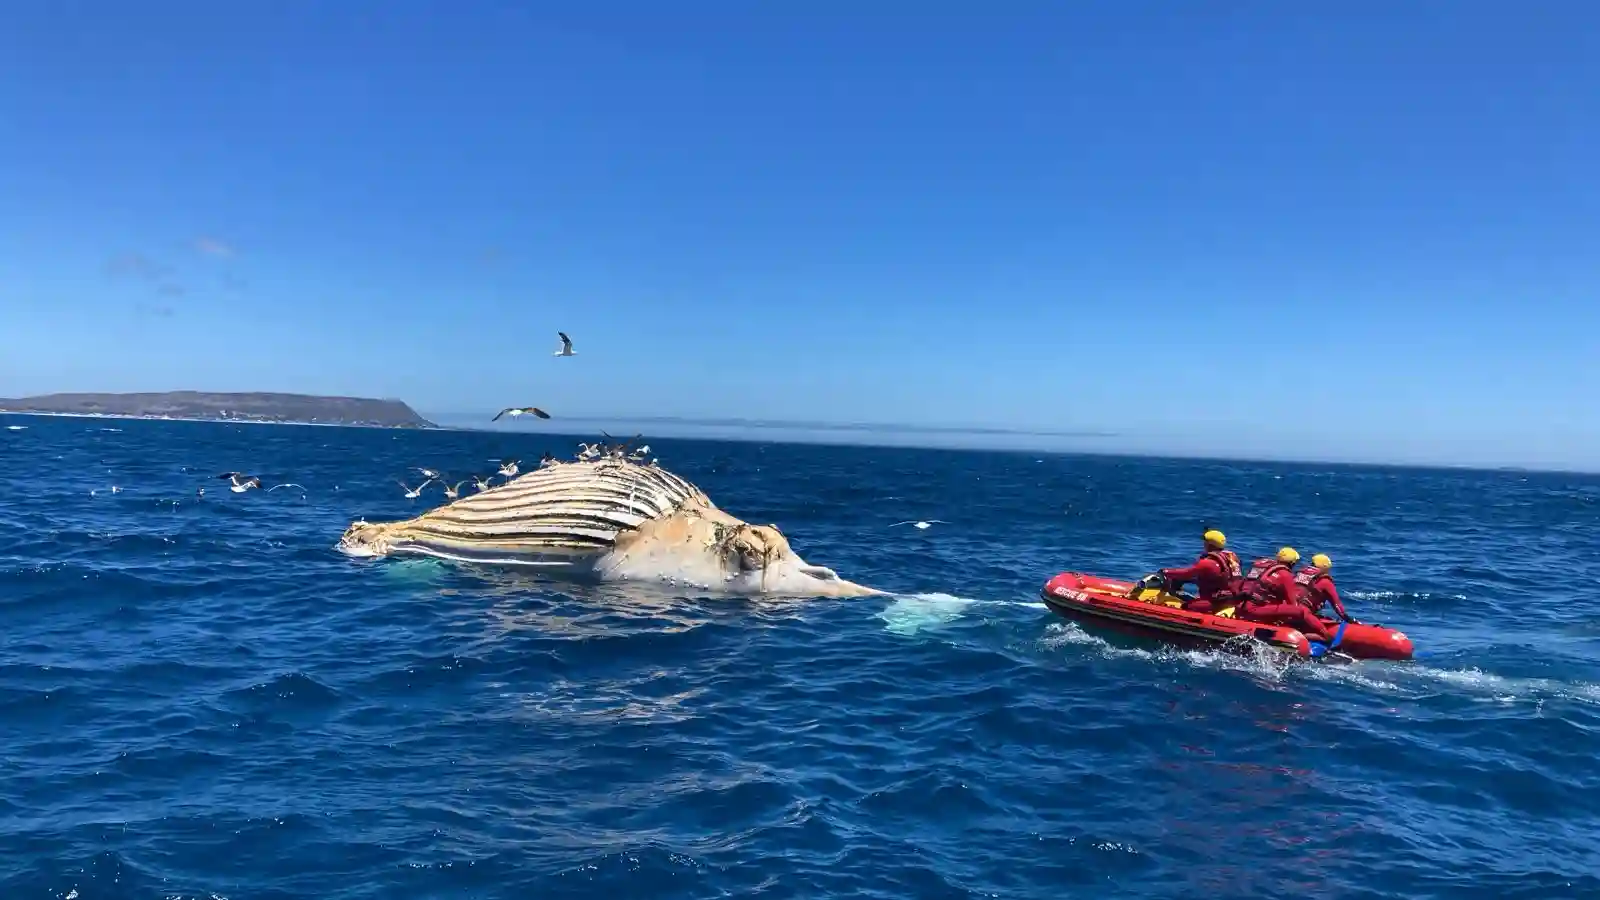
top-left (1040, 572), bottom-right (1414, 661)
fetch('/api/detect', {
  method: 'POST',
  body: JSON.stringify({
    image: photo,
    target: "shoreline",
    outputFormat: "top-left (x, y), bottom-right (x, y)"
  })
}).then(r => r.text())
top-left (0, 410), bottom-right (436, 431)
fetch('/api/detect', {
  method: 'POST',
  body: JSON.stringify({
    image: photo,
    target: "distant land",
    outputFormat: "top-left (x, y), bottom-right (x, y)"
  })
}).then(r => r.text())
top-left (0, 391), bottom-right (437, 428)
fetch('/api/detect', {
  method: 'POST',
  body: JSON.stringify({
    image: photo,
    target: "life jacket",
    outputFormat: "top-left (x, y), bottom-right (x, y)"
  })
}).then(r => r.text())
top-left (1204, 549), bottom-right (1242, 581)
top-left (1238, 557), bottom-right (1292, 603)
top-left (1292, 566), bottom-right (1329, 612)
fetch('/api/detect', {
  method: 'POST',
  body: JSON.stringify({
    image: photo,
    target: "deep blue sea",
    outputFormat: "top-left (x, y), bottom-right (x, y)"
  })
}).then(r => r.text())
top-left (3, 414), bottom-right (1599, 899)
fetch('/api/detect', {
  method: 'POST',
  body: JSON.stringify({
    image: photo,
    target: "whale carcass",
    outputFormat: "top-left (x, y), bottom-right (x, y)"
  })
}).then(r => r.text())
top-left (336, 454), bottom-right (883, 598)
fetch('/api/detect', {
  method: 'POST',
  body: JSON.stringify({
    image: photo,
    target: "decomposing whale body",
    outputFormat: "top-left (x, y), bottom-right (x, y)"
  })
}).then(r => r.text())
top-left (337, 456), bottom-right (883, 598)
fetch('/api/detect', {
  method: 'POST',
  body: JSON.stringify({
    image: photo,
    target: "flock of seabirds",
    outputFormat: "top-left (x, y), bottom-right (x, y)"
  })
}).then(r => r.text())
top-left (210, 433), bottom-right (655, 500)
top-left (74, 329), bottom-right (943, 531)
top-left (199, 331), bottom-right (642, 501)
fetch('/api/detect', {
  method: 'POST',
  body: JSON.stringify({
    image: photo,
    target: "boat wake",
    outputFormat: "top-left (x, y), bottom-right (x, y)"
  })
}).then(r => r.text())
top-left (1039, 620), bottom-right (1298, 680)
top-left (1039, 617), bottom-right (1600, 708)
top-left (881, 589), bottom-right (1600, 710)
top-left (1311, 659), bottom-right (1600, 708)
top-left (1346, 589), bottom-right (1469, 602)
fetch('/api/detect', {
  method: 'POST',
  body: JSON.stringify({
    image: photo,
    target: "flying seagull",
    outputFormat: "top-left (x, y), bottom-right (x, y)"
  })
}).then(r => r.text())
top-left (472, 475), bottom-right (494, 492)
top-left (498, 459), bottom-right (520, 477)
top-left (267, 483), bottom-right (306, 493)
top-left (554, 332), bottom-right (576, 356)
top-left (217, 472), bottom-right (261, 493)
top-left (397, 478), bottom-right (433, 499)
top-left (444, 480), bottom-right (465, 499)
top-left (890, 520), bottom-right (947, 530)
top-left (492, 406), bottom-right (551, 421)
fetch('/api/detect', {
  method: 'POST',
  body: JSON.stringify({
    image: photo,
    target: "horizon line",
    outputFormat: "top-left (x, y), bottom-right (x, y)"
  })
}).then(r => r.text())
top-left (420, 411), bottom-right (1600, 477)
top-left (425, 410), bottom-right (1119, 439)
top-left (4, 408), bottom-right (1596, 476)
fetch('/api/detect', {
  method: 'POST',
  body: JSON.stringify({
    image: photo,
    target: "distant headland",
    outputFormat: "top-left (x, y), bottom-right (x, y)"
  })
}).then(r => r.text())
top-left (0, 391), bottom-right (437, 429)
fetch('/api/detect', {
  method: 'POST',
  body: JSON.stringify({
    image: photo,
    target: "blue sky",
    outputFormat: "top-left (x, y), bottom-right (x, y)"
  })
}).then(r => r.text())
top-left (2, 2), bottom-right (1597, 469)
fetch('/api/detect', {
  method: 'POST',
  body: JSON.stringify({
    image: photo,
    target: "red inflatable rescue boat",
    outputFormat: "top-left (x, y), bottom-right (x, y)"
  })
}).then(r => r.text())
top-left (1040, 571), bottom-right (1414, 661)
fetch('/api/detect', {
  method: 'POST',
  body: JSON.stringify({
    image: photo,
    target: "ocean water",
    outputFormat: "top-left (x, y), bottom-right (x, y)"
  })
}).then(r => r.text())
top-left (2, 414), bottom-right (1598, 899)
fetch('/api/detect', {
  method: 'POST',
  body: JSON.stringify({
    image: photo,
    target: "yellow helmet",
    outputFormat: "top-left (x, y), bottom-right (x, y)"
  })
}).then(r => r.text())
top-left (1202, 529), bottom-right (1226, 548)
top-left (1312, 553), bottom-right (1331, 569)
top-left (1277, 546), bottom-right (1300, 564)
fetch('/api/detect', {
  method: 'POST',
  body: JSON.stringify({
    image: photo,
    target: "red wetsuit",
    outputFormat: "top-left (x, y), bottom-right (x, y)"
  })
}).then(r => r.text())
top-left (1294, 566), bottom-right (1352, 623)
top-left (1240, 561), bottom-right (1331, 642)
top-left (1161, 549), bottom-right (1241, 614)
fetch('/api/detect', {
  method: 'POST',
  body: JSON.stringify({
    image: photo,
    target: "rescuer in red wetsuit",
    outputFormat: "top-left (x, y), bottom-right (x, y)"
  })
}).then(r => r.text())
top-left (1158, 529), bottom-right (1243, 613)
top-left (1236, 547), bottom-right (1333, 642)
top-left (1295, 553), bottom-right (1356, 623)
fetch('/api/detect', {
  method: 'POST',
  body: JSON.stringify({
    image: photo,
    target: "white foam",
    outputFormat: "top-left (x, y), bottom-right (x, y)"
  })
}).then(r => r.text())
top-left (1038, 621), bottom-right (1153, 661)
top-left (1347, 590), bottom-right (1468, 601)
top-left (1404, 665), bottom-right (1598, 705)
top-left (1284, 656), bottom-right (1600, 709)
top-left (882, 589), bottom-right (1600, 707)
top-left (1037, 621), bottom-right (1297, 682)
top-left (1039, 618), bottom-right (1600, 706)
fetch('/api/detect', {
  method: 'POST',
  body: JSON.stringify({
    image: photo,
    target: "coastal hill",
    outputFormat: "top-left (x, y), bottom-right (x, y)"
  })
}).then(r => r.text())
top-left (0, 391), bottom-right (437, 428)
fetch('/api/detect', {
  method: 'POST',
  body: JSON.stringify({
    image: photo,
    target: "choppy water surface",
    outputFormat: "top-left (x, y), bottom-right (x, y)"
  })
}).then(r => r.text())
top-left (2, 415), bottom-right (1598, 898)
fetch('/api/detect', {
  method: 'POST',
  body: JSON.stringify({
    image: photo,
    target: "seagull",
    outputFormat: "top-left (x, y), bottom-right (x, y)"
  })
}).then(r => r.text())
top-left (890, 520), bottom-right (947, 530)
top-left (267, 483), bottom-right (306, 493)
top-left (538, 452), bottom-right (556, 467)
top-left (217, 472), bottom-right (262, 493)
top-left (414, 467), bottom-right (443, 480)
top-left (493, 406), bottom-right (551, 421)
top-left (554, 332), bottom-right (575, 356)
top-left (595, 431), bottom-right (641, 459)
top-left (472, 475), bottom-right (494, 492)
top-left (397, 478), bottom-right (433, 499)
top-left (444, 480), bottom-right (465, 499)
top-left (498, 460), bottom-right (519, 477)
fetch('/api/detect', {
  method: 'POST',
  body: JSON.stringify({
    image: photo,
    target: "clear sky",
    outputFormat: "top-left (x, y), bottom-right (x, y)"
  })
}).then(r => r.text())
top-left (2, 2), bottom-right (1597, 470)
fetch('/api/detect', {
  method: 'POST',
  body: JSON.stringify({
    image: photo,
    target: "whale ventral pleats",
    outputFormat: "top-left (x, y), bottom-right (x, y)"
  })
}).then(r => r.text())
top-left (355, 457), bottom-right (699, 552)
top-left (335, 449), bottom-right (883, 597)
